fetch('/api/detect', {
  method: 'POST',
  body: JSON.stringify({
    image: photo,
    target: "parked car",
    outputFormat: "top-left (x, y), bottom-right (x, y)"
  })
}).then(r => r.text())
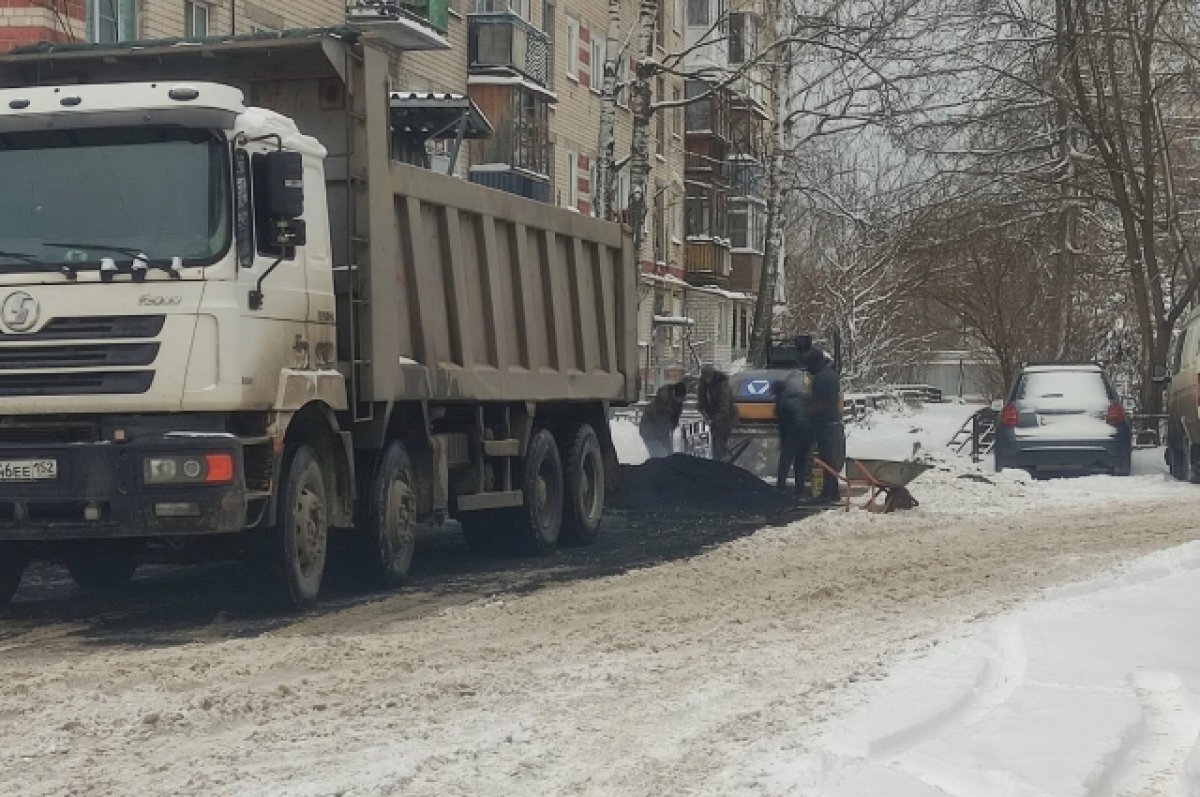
top-left (1161, 307), bottom-right (1200, 482)
top-left (993, 363), bottom-right (1132, 477)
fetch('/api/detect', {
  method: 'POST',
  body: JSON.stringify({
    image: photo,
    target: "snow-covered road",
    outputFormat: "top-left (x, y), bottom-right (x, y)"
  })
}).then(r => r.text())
top-left (0, 403), bottom-right (1198, 796)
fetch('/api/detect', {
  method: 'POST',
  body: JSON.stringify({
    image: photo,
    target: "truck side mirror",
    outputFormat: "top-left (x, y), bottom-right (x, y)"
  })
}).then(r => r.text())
top-left (1150, 364), bottom-right (1169, 384)
top-left (263, 151), bottom-right (305, 220)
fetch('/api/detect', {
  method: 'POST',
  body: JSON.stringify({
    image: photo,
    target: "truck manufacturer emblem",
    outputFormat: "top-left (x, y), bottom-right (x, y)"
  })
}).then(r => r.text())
top-left (0, 291), bottom-right (38, 333)
top-left (743, 380), bottom-right (772, 397)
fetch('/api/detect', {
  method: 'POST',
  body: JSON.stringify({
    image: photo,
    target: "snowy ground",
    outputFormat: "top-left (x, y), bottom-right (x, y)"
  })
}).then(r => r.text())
top-left (1, 401), bottom-right (1199, 796)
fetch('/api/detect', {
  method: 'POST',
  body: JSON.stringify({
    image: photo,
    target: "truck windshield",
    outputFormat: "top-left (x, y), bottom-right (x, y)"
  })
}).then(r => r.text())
top-left (0, 126), bottom-right (230, 272)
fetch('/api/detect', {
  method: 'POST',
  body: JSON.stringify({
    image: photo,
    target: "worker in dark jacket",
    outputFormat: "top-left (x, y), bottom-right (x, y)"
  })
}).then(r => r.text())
top-left (805, 346), bottom-right (845, 503)
top-left (639, 381), bottom-right (687, 458)
top-left (773, 369), bottom-right (813, 498)
top-left (697, 365), bottom-right (737, 461)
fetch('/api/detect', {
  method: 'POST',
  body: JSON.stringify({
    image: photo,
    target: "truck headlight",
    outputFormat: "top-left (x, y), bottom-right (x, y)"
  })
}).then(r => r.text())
top-left (143, 453), bottom-right (234, 485)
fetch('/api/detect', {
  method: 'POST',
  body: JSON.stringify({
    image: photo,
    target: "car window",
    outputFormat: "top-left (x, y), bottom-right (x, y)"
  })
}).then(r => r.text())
top-left (1015, 371), bottom-right (1112, 408)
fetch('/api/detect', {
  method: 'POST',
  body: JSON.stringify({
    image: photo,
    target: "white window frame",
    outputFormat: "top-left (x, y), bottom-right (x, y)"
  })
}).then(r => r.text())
top-left (184, 0), bottom-right (210, 38)
top-left (565, 150), bottom-right (579, 210)
top-left (88, 0), bottom-right (134, 43)
top-left (590, 37), bottom-right (605, 94)
top-left (616, 56), bottom-right (630, 107)
top-left (565, 15), bottom-right (580, 81)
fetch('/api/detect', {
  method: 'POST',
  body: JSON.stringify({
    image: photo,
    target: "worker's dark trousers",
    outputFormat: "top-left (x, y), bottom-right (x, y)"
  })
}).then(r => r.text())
top-left (710, 427), bottom-right (731, 461)
top-left (776, 419), bottom-right (814, 495)
top-left (814, 421), bottom-right (846, 500)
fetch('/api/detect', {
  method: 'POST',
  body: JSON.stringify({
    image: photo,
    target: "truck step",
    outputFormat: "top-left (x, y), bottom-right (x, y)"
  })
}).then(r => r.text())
top-left (482, 439), bottom-right (521, 457)
top-left (456, 491), bottom-right (523, 512)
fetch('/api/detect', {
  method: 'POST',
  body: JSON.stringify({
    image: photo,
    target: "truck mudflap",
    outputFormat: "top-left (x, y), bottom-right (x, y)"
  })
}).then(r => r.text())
top-left (0, 434), bottom-right (246, 541)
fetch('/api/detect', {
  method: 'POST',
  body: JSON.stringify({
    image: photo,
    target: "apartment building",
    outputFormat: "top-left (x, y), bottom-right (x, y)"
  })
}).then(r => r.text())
top-left (0, 0), bottom-right (764, 394)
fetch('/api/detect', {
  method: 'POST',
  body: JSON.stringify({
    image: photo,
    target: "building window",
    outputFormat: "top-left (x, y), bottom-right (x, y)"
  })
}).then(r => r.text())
top-left (513, 87), bottom-right (550, 175)
top-left (565, 15), bottom-right (580, 79)
top-left (617, 56), bottom-right (630, 107)
top-left (686, 183), bottom-right (726, 240)
top-left (655, 0), bottom-right (666, 47)
top-left (591, 37), bottom-right (605, 93)
top-left (687, 0), bottom-right (708, 26)
top-left (685, 80), bottom-right (711, 132)
top-left (655, 77), bottom-right (666, 156)
top-left (672, 85), bottom-right (683, 139)
top-left (475, 0), bottom-right (529, 16)
top-left (654, 184), bottom-right (668, 263)
top-left (565, 151), bottom-right (579, 209)
top-left (728, 200), bottom-right (765, 252)
top-left (88, 0), bottom-right (135, 43)
top-left (185, 1), bottom-right (210, 38)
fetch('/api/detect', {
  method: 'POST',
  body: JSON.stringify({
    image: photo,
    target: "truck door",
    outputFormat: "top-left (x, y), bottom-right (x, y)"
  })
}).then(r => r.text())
top-left (236, 149), bottom-right (312, 404)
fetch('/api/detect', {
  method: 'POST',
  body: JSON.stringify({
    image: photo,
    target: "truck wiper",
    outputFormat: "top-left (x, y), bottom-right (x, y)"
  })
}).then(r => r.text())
top-left (0, 250), bottom-right (81, 281)
top-left (44, 242), bottom-right (181, 281)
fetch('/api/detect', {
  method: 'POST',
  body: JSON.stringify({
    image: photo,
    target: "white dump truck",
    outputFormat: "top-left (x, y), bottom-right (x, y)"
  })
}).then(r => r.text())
top-left (0, 30), bottom-right (637, 607)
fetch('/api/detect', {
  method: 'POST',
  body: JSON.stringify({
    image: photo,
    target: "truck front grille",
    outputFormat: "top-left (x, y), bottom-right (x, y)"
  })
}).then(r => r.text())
top-left (0, 315), bottom-right (166, 341)
top-left (0, 342), bottom-right (159, 370)
top-left (0, 371), bottom-right (154, 397)
top-left (0, 315), bottom-right (165, 397)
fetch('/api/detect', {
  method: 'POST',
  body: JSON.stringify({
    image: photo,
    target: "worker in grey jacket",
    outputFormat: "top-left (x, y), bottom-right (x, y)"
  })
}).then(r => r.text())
top-left (639, 381), bottom-right (687, 458)
top-left (698, 365), bottom-right (736, 461)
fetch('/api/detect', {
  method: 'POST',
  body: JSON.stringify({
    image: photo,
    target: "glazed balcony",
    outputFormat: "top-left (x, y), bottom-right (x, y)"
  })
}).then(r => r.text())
top-left (468, 12), bottom-right (551, 87)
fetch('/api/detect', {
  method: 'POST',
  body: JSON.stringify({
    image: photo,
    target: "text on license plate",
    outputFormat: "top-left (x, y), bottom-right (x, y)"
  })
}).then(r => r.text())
top-left (0, 459), bottom-right (58, 481)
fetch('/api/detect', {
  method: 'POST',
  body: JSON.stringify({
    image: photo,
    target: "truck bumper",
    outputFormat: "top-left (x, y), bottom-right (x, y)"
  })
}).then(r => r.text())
top-left (0, 435), bottom-right (246, 541)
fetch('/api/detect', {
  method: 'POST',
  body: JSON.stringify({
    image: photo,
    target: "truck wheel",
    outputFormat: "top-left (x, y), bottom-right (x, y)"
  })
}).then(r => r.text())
top-left (559, 423), bottom-right (604, 546)
top-left (517, 428), bottom-right (563, 555)
top-left (0, 543), bottom-right (27, 606)
top-left (66, 557), bottom-right (137, 591)
top-left (357, 442), bottom-right (417, 589)
top-left (269, 444), bottom-right (328, 608)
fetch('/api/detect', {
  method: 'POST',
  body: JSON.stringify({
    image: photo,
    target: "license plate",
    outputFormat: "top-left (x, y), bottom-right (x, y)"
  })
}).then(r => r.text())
top-left (0, 459), bottom-right (58, 481)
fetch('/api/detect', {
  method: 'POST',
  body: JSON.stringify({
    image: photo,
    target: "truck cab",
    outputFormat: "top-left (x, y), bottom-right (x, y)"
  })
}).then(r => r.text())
top-left (0, 81), bottom-right (346, 601)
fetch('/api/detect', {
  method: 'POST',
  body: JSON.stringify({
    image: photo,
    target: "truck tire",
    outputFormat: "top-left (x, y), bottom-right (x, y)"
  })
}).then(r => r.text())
top-left (356, 442), bottom-right (417, 589)
top-left (269, 444), bottom-right (328, 608)
top-left (516, 428), bottom-right (564, 555)
top-left (66, 557), bottom-right (137, 591)
top-left (0, 543), bottom-right (27, 606)
top-left (559, 423), bottom-right (604, 546)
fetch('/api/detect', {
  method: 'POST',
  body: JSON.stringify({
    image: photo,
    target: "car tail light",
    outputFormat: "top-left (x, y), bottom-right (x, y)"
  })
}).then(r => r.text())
top-left (1106, 402), bottom-right (1126, 426)
top-left (1000, 402), bottom-right (1019, 427)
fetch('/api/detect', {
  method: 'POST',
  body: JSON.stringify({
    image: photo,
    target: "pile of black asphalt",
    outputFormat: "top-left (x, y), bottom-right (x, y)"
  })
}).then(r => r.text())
top-left (610, 454), bottom-right (794, 514)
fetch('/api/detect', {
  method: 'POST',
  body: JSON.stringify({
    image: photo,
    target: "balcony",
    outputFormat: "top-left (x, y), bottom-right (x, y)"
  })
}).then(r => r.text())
top-left (469, 167), bottom-right (552, 203)
top-left (346, 0), bottom-right (450, 47)
top-left (684, 239), bottom-right (732, 287)
top-left (468, 12), bottom-right (551, 87)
